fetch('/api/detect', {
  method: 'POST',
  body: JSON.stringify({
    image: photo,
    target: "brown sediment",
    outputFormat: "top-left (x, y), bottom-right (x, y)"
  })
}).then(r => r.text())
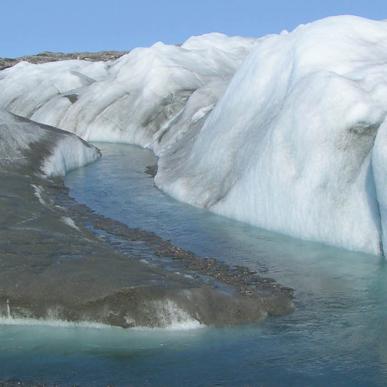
top-left (0, 167), bottom-right (293, 328)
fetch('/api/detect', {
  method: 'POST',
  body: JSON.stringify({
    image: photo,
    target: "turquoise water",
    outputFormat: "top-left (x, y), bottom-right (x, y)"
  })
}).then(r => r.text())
top-left (2, 143), bottom-right (387, 386)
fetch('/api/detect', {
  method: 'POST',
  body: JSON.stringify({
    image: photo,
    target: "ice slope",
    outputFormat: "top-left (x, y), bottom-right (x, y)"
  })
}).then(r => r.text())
top-left (156, 16), bottom-right (387, 255)
top-left (0, 33), bottom-right (256, 148)
top-left (0, 110), bottom-right (100, 176)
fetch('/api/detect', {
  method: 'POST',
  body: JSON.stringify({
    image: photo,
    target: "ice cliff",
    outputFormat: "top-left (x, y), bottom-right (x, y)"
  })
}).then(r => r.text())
top-left (158, 16), bottom-right (387, 256)
top-left (2, 17), bottom-right (387, 255)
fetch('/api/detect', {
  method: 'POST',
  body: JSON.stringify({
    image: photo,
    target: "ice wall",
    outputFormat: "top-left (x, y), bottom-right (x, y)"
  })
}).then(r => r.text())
top-left (156, 16), bottom-right (387, 255)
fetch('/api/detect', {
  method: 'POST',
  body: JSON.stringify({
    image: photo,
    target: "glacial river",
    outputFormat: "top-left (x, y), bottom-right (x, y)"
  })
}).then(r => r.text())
top-left (1, 143), bottom-right (387, 386)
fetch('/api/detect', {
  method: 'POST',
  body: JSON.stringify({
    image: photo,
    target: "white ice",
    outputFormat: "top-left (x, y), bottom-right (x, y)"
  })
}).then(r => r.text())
top-left (157, 16), bottom-right (387, 255)
top-left (0, 33), bottom-right (256, 148)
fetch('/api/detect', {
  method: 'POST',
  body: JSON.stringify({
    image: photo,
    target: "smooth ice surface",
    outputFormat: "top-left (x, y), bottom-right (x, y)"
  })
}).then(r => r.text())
top-left (3, 17), bottom-right (387, 254)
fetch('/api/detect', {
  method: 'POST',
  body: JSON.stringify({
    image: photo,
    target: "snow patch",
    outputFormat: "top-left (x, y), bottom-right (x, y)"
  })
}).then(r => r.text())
top-left (61, 216), bottom-right (80, 231)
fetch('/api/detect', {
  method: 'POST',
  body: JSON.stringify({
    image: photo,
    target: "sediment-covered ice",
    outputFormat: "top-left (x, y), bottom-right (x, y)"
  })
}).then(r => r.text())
top-left (3, 17), bottom-right (387, 255)
top-left (0, 110), bottom-right (100, 176)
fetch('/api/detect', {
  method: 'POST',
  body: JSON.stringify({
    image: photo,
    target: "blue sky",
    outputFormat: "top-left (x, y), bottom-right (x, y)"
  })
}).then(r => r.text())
top-left (2, 0), bottom-right (387, 57)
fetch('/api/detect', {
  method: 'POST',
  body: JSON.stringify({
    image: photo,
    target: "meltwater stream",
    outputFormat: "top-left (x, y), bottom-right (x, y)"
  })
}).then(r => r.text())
top-left (2, 143), bottom-right (387, 386)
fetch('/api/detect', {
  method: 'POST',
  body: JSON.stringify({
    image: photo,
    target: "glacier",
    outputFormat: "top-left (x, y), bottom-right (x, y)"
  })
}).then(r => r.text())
top-left (2, 16), bottom-right (387, 255)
